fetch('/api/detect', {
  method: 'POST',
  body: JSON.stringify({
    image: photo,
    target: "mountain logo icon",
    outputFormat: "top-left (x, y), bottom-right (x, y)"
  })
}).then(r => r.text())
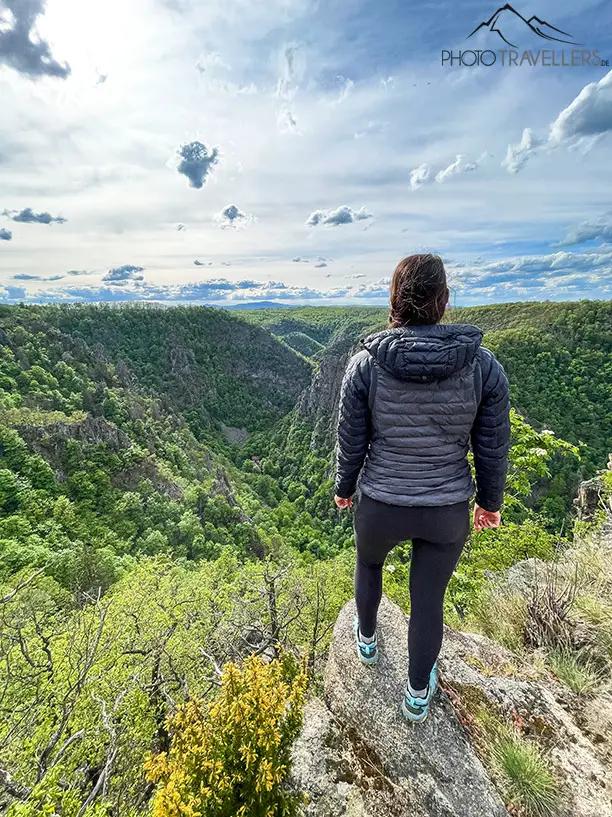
top-left (467, 4), bottom-right (580, 48)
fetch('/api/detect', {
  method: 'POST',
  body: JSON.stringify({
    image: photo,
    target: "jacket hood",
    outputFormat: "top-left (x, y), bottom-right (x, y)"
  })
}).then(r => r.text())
top-left (362, 323), bottom-right (483, 383)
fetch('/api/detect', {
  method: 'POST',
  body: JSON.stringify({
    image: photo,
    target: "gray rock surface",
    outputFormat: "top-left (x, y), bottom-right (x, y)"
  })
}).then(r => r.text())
top-left (441, 628), bottom-right (612, 817)
top-left (300, 596), bottom-right (508, 817)
top-left (294, 594), bottom-right (612, 817)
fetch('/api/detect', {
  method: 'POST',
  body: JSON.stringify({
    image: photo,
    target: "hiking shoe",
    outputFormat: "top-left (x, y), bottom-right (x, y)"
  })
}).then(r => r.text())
top-left (401, 664), bottom-right (438, 723)
top-left (353, 616), bottom-right (379, 666)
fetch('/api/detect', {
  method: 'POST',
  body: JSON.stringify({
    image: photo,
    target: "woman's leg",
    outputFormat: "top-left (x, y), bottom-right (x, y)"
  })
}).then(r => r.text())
top-left (408, 512), bottom-right (468, 689)
top-left (354, 495), bottom-right (397, 638)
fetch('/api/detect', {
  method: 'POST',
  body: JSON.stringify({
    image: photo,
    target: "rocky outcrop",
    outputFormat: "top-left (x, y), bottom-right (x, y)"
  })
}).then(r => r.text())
top-left (296, 330), bottom-right (357, 452)
top-left (293, 595), bottom-right (612, 817)
top-left (294, 597), bottom-right (507, 817)
top-left (441, 627), bottom-right (612, 817)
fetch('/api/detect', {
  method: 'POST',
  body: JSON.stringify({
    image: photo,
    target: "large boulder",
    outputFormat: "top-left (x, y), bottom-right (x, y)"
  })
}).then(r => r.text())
top-left (293, 595), bottom-right (612, 816)
top-left (294, 596), bottom-right (507, 817)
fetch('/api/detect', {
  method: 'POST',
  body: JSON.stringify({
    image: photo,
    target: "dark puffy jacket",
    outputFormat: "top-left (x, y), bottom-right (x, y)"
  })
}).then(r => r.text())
top-left (334, 324), bottom-right (510, 511)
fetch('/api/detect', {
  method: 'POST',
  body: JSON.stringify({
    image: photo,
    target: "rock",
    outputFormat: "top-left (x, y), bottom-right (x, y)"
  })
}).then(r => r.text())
top-left (220, 423), bottom-right (249, 445)
top-left (294, 595), bottom-right (612, 817)
top-left (296, 333), bottom-right (355, 452)
top-left (580, 692), bottom-right (612, 765)
top-left (292, 697), bottom-right (425, 817)
top-left (440, 629), bottom-right (612, 817)
top-left (319, 596), bottom-right (508, 817)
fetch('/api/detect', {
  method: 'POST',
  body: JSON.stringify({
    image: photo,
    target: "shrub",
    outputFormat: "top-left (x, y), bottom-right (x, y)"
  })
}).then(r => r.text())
top-left (146, 652), bottom-right (307, 817)
top-left (548, 648), bottom-right (602, 695)
top-left (490, 730), bottom-right (559, 817)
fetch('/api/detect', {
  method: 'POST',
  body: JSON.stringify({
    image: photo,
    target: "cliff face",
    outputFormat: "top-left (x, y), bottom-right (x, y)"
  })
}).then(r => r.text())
top-left (292, 469), bottom-right (612, 817)
top-left (295, 330), bottom-right (358, 452)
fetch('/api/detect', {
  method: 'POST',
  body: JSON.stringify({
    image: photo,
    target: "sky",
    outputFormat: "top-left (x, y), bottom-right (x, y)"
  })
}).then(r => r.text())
top-left (1, 0), bottom-right (611, 307)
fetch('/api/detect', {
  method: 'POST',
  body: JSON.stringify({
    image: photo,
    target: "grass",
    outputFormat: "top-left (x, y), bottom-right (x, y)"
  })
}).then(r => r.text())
top-left (490, 729), bottom-right (560, 817)
top-left (548, 648), bottom-right (602, 695)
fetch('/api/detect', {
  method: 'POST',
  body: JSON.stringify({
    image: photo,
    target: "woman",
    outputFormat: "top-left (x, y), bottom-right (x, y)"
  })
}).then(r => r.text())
top-left (334, 254), bottom-right (510, 722)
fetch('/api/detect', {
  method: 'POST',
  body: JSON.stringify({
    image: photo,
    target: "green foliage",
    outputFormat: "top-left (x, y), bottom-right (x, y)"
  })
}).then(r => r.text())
top-left (0, 300), bottom-right (607, 814)
top-left (146, 653), bottom-right (306, 817)
top-left (547, 649), bottom-right (602, 695)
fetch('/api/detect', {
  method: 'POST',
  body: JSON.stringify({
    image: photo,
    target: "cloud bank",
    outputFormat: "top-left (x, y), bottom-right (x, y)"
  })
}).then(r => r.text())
top-left (559, 213), bottom-right (612, 246)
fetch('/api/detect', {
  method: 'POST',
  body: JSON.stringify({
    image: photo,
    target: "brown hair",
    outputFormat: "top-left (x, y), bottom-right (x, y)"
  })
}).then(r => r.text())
top-left (389, 254), bottom-right (449, 327)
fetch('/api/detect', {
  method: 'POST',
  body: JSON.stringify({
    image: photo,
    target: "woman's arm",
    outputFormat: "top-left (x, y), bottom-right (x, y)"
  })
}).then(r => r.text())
top-left (471, 349), bottom-right (511, 513)
top-left (334, 350), bottom-right (372, 499)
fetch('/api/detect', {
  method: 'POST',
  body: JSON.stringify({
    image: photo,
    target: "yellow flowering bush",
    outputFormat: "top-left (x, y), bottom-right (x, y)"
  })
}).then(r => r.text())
top-left (146, 653), bottom-right (307, 817)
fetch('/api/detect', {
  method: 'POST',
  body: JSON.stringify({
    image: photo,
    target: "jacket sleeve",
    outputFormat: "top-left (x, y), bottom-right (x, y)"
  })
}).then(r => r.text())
top-left (471, 349), bottom-right (511, 512)
top-left (334, 350), bottom-right (372, 497)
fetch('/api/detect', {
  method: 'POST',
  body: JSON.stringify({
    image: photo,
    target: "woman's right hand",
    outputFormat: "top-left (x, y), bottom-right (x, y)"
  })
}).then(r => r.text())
top-left (473, 504), bottom-right (501, 531)
top-left (334, 495), bottom-right (353, 509)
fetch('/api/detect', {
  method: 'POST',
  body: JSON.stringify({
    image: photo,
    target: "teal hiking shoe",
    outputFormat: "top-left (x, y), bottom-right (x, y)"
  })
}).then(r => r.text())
top-left (401, 664), bottom-right (438, 723)
top-left (353, 616), bottom-right (379, 666)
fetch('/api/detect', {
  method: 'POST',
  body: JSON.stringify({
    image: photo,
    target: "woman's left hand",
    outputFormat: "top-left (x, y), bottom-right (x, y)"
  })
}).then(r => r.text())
top-left (334, 495), bottom-right (353, 509)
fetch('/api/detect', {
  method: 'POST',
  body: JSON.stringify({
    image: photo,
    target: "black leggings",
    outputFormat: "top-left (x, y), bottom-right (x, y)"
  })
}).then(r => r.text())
top-left (354, 493), bottom-right (469, 689)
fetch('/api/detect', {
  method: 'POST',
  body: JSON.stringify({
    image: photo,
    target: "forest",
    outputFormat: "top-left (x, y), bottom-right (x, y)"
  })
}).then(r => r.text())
top-left (0, 300), bottom-right (610, 816)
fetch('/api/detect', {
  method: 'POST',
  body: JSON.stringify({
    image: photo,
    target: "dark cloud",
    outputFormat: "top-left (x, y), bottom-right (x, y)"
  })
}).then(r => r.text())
top-left (176, 223), bottom-right (186, 231)
top-left (306, 205), bottom-right (372, 226)
top-left (218, 204), bottom-right (250, 227)
top-left (193, 259), bottom-right (213, 266)
top-left (3, 207), bottom-right (66, 224)
top-left (314, 261), bottom-right (327, 268)
top-left (176, 141), bottom-right (219, 189)
top-left (101, 264), bottom-right (145, 285)
top-left (0, 227), bottom-right (12, 240)
top-left (13, 273), bottom-right (64, 281)
top-left (66, 269), bottom-right (89, 276)
top-left (0, 0), bottom-right (70, 79)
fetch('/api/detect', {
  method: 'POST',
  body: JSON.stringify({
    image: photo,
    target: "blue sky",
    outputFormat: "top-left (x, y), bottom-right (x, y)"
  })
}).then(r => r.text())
top-left (0, 0), bottom-right (611, 306)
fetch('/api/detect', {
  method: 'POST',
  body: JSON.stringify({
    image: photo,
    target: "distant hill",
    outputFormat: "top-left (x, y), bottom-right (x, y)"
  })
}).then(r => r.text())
top-left (223, 301), bottom-right (299, 311)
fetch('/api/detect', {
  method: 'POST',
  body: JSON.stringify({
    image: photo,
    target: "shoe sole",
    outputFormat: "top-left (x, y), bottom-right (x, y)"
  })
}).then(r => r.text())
top-left (357, 649), bottom-right (379, 666)
top-left (401, 699), bottom-right (429, 722)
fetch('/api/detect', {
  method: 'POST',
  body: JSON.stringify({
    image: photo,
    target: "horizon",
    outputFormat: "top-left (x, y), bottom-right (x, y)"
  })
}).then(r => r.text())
top-left (1, 0), bottom-right (612, 306)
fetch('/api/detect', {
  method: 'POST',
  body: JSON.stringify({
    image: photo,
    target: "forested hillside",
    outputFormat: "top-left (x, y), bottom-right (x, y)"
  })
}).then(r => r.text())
top-left (0, 300), bottom-right (610, 816)
top-left (244, 300), bottom-right (612, 473)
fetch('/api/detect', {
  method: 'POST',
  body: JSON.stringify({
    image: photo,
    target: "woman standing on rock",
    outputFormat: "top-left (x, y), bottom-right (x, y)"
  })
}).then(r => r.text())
top-left (334, 254), bottom-right (510, 722)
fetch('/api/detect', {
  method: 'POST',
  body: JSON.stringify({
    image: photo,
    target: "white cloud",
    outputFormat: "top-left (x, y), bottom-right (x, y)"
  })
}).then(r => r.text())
top-left (306, 205), bottom-right (372, 226)
top-left (435, 154), bottom-right (478, 183)
top-left (411, 153), bottom-right (482, 188)
top-left (502, 127), bottom-right (544, 174)
top-left (503, 71), bottom-right (612, 173)
top-left (550, 70), bottom-right (612, 149)
top-left (559, 213), bottom-right (612, 246)
top-left (409, 163), bottom-right (431, 190)
top-left (450, 249), bottom-right (612, 296)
